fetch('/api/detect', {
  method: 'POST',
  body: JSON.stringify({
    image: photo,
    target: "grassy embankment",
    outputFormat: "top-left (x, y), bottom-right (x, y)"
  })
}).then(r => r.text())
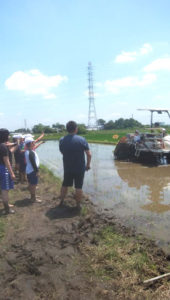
top-left (37, 129), bottom-right (139, 144)
top-left (0, 166), bottom-right (170, 298)
top-left (82, 226), bottom-right (165, 282)
top-left (38, 127), bottom-right (170, 145)
top-left (81, 225), bottom-right (170, 299)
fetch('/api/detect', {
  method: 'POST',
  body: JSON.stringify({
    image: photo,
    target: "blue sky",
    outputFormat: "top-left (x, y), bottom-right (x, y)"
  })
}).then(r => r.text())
top-left (1, 0), bottom-right (170, 130)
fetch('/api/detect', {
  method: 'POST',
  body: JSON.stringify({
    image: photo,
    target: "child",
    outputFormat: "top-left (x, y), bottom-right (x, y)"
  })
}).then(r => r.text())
top-left (25, 137), bottom-right (41, 203)
top-left (18, 135), bottom-right (27, 183)
top-left (0, 128), bottom-right (15, 214)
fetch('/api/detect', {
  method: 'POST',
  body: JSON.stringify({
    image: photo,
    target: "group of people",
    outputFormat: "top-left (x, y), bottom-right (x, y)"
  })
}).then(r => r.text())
top-left (0, 130), bottom-right (44, 214)
top-left (0, 121), bottom-right (91, 214)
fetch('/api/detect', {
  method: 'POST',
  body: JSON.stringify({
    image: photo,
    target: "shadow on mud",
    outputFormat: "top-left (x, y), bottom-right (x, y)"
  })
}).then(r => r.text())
top-left (0, 208), bottom-right (5, 217)
top-left (14, 198), bottom-right (33, 207)
top-left (46, 204), bottom-right (80, 220)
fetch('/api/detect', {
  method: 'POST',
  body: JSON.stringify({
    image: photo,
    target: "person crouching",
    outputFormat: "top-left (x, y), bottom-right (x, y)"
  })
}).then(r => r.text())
top-left (25, 137), bottom-right (41, 203)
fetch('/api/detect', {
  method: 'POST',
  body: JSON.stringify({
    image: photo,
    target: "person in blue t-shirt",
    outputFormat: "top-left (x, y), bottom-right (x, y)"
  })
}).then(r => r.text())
top-left (59, 121), bottom-right (91, 208)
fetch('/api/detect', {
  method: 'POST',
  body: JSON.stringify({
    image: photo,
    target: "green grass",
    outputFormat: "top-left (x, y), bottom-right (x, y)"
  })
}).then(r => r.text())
top-left (0, 219), bottom-right (5, 241)
top-left (39, 164), bottom-right (61, 185)
top-left (80, 205), bottom-right (89, 217)
top-left (36, 127), bottom-right (170, 145)
top-left (82, 226), bottom-right (159, 281)
top-left (37, 129), bottom-right (140, 144)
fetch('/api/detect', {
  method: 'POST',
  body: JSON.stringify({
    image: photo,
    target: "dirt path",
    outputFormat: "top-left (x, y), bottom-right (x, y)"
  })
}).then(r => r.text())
top-left (0, 168), bottom-right (114, 300)
top-left (0, 167), bottom-right (170, 300)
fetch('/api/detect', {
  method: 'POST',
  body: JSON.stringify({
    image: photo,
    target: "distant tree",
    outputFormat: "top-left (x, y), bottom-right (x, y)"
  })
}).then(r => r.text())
top-left (114, 118), bottom-right (125, 129)
top-left (124, 118), bottom-right (143, 128)
top-left (32, 123), bottom-right (46, 133)
top-left (77, 123), bottom-right (87, 134)
top-left (52, 122), bottom-right (65, 132)
top-left (104, 120), bottom-right (115, 130)
top-left (104, 118), bottom-right (143, 130)
top-left (43, 126), bottom-right (54, 133)
top-left (97, 119), bottom-right (106, 126)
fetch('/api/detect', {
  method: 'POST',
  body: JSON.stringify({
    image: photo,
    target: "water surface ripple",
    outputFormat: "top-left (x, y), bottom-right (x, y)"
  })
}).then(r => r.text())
top-left (37, 141), bottom-right (170, 252)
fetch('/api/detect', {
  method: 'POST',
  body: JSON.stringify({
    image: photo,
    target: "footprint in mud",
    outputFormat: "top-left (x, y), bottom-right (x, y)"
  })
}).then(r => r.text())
top-left (14, 198), bottom-right (34, 207)
top-left (45, 204), bottom-right (80, 220)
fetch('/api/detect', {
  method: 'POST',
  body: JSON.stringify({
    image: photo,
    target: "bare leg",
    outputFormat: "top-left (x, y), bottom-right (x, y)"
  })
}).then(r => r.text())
top-left (29, 184), bottom-right (41, 203)
top-left (21, 172), bottom-right (26, 184)
top-left (59, 186), bottom-right (68, 206)
top-left (2, 190), bottom-right (14, 214)
top-left (75, 189), bottom-right (83, 208)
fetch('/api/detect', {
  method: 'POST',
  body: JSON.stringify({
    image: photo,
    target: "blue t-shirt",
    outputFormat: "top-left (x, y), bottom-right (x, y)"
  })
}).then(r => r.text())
top-left (59, 134), bottom-right (89, 173)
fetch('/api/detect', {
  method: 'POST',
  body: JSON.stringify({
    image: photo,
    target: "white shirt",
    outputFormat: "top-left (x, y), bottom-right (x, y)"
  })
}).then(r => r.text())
top-left (25, 149), bottom-right (40, 174)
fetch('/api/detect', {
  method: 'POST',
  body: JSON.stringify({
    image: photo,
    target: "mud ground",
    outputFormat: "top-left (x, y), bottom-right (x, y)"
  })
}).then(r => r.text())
top-left (0, 168), bottom-right (170, 300)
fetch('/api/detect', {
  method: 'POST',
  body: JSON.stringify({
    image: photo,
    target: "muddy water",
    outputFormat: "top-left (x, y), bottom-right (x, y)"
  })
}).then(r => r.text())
top-left (37, 141), bottom-right (170, 252)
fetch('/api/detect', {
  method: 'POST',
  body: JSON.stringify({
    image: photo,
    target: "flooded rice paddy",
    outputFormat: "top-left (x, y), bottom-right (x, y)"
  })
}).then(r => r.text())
top-left (37, 141), bottom-right (170, 253)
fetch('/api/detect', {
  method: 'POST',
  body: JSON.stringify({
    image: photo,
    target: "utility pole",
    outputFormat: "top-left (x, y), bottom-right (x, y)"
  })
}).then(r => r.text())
top-left (24, 119), bottom-right (27, 132)
top-left (87, 62), bottom-right (98, 130)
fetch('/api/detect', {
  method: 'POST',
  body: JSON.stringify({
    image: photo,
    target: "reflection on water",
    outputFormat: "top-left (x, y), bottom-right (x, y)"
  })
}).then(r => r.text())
top-left (115, 161), bottom-right (170, 214)
top-left (37, 141), bottom-right (170, 252)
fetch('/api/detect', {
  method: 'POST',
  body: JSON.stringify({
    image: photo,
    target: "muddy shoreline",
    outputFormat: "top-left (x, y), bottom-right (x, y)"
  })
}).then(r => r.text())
top-left (0, 166), bottom-right (170, 299)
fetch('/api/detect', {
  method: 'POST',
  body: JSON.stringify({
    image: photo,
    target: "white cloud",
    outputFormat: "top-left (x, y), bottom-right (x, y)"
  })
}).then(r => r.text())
top-left (139, 43), bottom-right (152, 55)
top-left (95, 82), bottom-right (103, 87)
top-left (5, 69), bottom-right (68, 99)
top-left (144, 58), bottom-right (170, 72)
top-left (104, 73), bottom-right (156, 94)
top-left (115, 43), bottom-right (152, 63)
top-left (115, 51), bottom-right (137, 63)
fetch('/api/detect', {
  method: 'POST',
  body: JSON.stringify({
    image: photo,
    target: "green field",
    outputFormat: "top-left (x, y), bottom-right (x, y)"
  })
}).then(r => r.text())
top-left (38, 128), bottom-right (164, 144)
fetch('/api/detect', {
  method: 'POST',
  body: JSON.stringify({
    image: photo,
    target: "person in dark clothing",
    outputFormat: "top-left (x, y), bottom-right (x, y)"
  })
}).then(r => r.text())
top-left (18, 136), bottom-right (27, 183)
top-left (59, 121), bottom-right (91, 208)
top-left (0, 129), bottom-right (15, 214)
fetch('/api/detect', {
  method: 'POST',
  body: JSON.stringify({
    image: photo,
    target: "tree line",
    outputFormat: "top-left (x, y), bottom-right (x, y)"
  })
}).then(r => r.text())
top-left (14, 118), bottom-right (143, 134)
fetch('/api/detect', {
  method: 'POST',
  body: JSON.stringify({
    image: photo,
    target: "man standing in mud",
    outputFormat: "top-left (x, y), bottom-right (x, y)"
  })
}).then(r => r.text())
top-left (59, 121), bottom-right (91, 209)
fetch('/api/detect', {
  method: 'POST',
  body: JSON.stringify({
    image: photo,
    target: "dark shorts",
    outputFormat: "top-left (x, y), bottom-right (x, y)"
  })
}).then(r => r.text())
top-left (14, 151), bottom-right (20, 164)
top-left (19, 161), bottom-right (26, 172)
top-left (0, 165), bottom-right (14, 190)
top-left (62, 171), bottom-right (85, 189)
top-left (19, 153), bottom-right (26, 172)
top-left (27, 171), bottom-right (38, 185)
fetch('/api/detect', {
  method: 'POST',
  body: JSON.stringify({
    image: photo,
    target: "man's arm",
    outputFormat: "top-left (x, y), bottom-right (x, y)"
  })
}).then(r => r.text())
top-left (35, 132), bottom-right (44, 143)
top-left (85, 150), bottom-right (91, 170)
top-left (34, 141), bottom-right (44, 149)
top-left (59, 138), bottom-right (64, 153)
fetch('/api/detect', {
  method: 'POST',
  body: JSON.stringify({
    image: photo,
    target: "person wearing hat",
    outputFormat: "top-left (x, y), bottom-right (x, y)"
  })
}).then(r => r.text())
top-left (25, 137), bottom-right (41, 203)
top-left (0, 128), bottom-right (15, 214)
top-left (134, 130), bottom-right (141, 143)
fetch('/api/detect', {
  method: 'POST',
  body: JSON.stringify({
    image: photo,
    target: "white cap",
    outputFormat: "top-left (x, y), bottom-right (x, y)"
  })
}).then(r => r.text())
top-left (23, 134), bottom-right (34, 139)
top-left (25, 137), bottom-right (34, 144)
top-left (12, 134), bottom-right (18, 139)
top-left (13, 134), bottom-right (23, 139)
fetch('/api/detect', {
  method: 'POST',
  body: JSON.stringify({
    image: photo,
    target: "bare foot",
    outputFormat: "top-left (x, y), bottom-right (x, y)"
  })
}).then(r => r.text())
top-left (35, 199), bottom-right (42, 203)
top-left (30, 197), bottom-right (42, 203)
top-left (4, 208), bottom-right (15, 215)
